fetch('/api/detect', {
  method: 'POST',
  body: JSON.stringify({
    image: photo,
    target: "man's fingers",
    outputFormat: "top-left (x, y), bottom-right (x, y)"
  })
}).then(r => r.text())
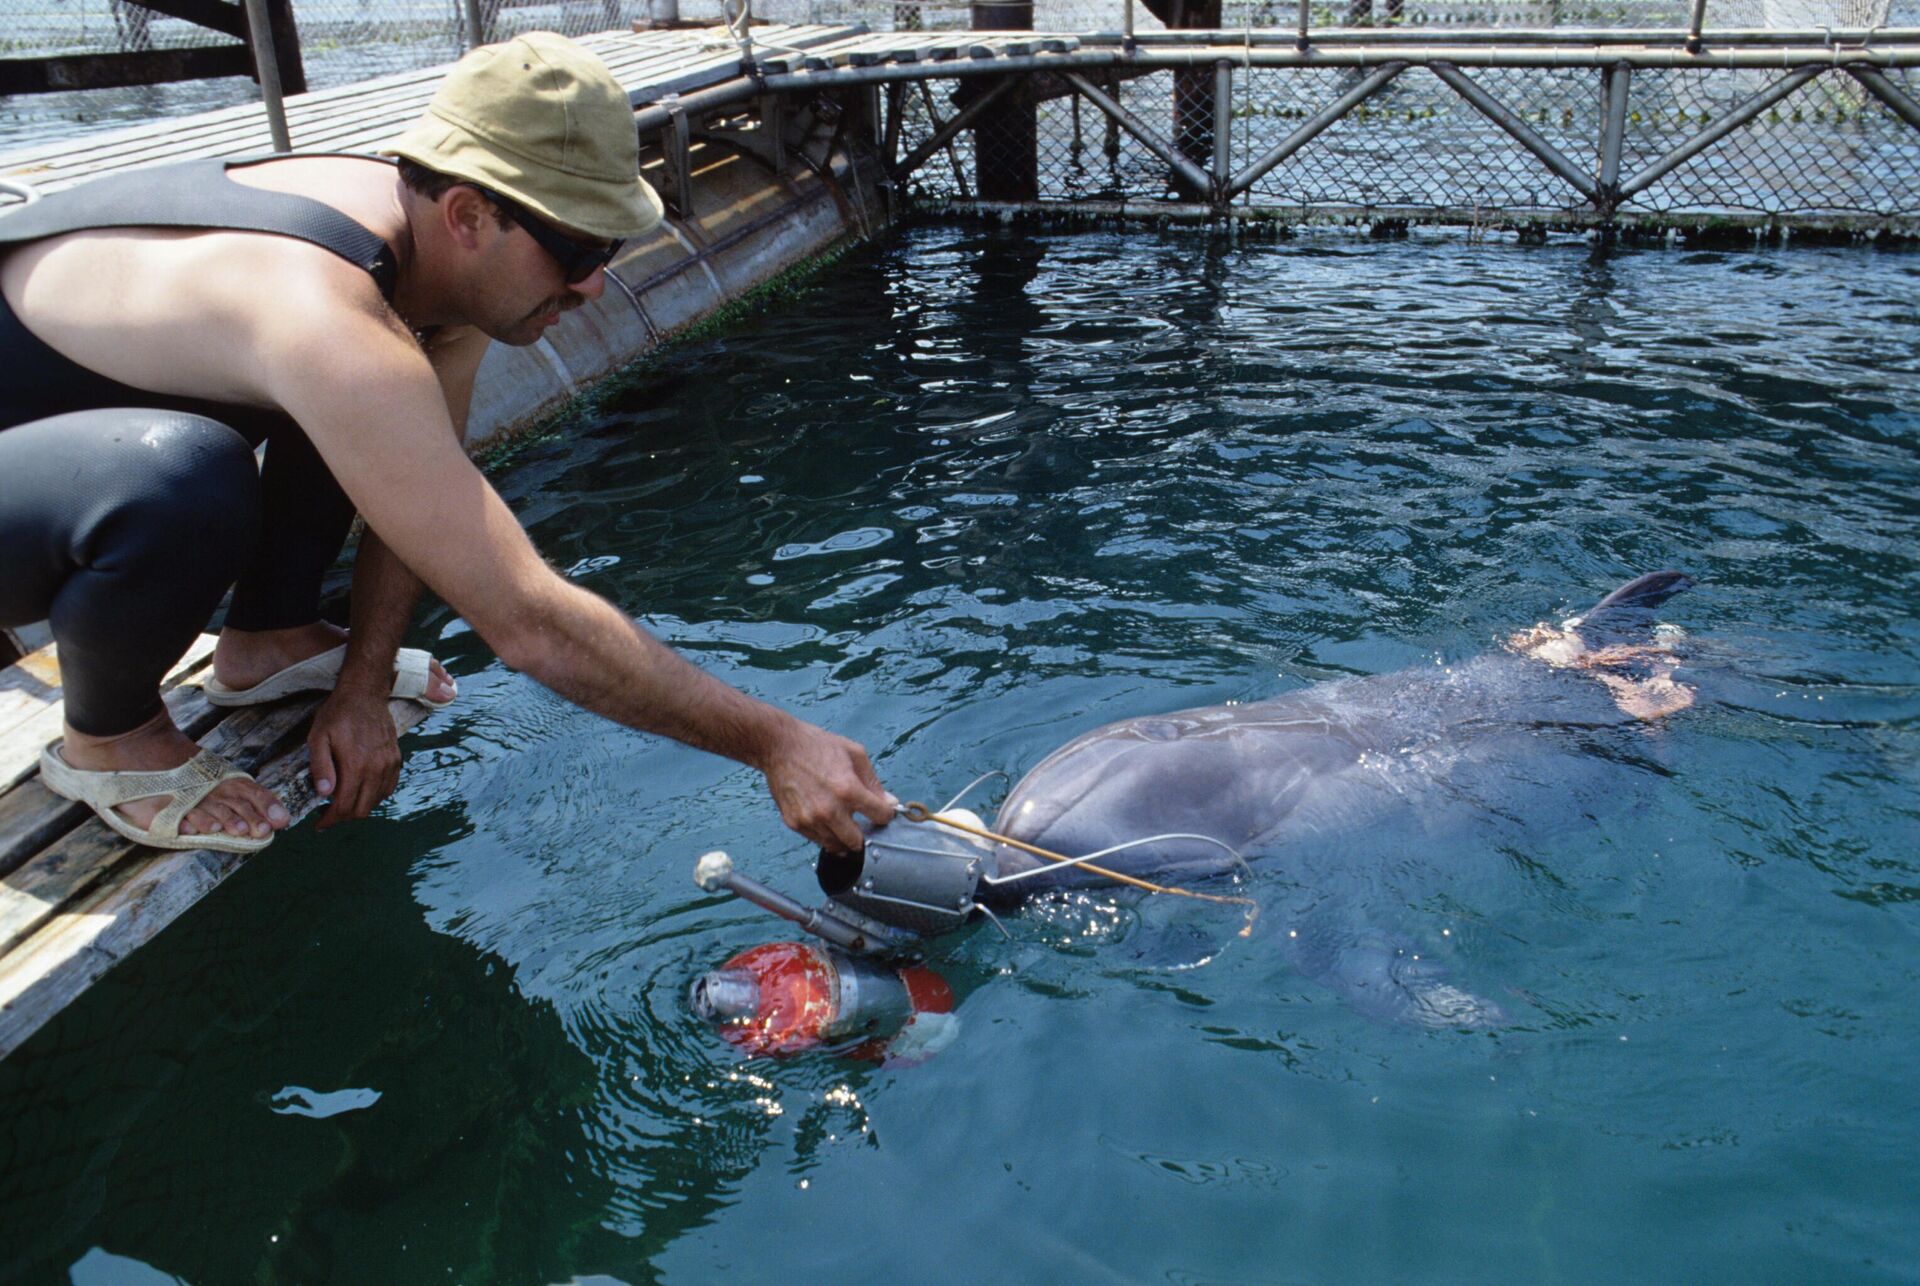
top-left (860, 784), bottom-right (896, 827)
top-left (824, 809), bottom-right (867, 855)
top-left (310, 734), bottom-right (337, 799)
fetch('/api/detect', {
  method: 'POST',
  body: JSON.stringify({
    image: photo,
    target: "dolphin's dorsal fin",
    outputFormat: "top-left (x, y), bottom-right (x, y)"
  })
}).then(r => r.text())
top-left (1569, 570), bottom-right (1693, 643)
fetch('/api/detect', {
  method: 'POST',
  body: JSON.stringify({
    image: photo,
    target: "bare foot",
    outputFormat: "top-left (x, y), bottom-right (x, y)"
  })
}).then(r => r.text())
top-left (60, 711), bottom-right (291, 840)
top-left (213, 622), bottom-right (456, 704)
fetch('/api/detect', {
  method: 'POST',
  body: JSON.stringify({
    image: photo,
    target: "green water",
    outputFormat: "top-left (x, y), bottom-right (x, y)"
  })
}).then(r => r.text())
top-left (3, 225), bottom-right (1917, 1283)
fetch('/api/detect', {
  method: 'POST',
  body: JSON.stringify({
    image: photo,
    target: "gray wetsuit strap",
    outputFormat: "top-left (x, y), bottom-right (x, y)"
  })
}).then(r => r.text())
top-left (0, 156), bottom-right (397, 301)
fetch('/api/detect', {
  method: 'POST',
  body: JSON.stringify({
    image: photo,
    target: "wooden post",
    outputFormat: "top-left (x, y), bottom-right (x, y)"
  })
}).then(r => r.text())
top-left (969, 1), bottom-right (1036, 201)
top-left (1170, 0), bottom-right (1222, 197)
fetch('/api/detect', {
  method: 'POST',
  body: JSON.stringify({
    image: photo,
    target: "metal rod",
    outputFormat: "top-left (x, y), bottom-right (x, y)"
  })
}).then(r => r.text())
top-left (1225, 61), bottom-right (1407, 199)
top-left (241, 0), bottom-right (291, 152)
top-left (894, 75), bottom-right (1017, 178)
top-left (918, 79), bottom-right (973, 196)
top-left (748, 46), bottom-right (1917, 88)
top-left (1103, 70), bottom-right (1121, 158)
top-left (693, 853), bottom-right (882, 953)
top-left (1296, 0), bottom-right (1311, 51)
top-left (933, 197), bottom-right (1880, 234)
top-left (1431, 62), bottom-right (1600, 202)
top-left (628, 41), bottom-right (1920, 134)
top-left (1618, 65), bottom-right (1823, 197)
top-left (1597, 62), bottom-right (1631, 198)
top-left (462, 0), bottom-right (487, 49)
top-left (1685, 0), bottom-right (1709, 53)
top-left (883, 82), bottom-right (907, 164)
top-left (1077, 25), bottom-right (1920, 46)
top-left (1064, 69), bottom-right (1214, 198)
top-left (1123, 0), bottom-right (1134, 45)
top-left (1212, 59), bottom-right (1232, 190)
top-left (1848, 65), bottom-right (1920, 132)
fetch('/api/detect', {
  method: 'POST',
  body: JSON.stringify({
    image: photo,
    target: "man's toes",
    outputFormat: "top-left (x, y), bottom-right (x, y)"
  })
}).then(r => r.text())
top-left (427, 659), bottom-right (457, 702)
top-left (219, 783), bottom-right (285, 833)
top-left (190, 798), bottom-right (240, 837)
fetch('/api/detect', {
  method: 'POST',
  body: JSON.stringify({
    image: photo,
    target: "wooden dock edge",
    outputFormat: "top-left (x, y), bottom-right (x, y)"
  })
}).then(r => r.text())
top-left (0, 638), bottom-right (430, 1060)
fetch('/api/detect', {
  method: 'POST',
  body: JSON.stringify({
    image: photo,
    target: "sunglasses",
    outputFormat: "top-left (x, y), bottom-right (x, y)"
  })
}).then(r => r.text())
top-left (479, 188), bottom-right (623, 284)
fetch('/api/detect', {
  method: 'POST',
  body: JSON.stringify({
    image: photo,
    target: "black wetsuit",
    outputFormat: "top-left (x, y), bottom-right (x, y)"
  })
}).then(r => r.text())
top-left (0, 157), bottom-right (398, 734)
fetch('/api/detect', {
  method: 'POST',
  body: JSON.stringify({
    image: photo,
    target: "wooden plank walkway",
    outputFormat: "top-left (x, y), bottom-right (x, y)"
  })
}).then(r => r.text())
top-left (0, 638), bottom-right (433, 1059)
top-left (0, 22), bottom-right (1080, 194)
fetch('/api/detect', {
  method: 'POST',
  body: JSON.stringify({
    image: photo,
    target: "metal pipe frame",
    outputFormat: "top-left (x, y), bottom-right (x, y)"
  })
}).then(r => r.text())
top-left (1079, 26), bottom-right (1920, 47)
top-left (1597, 63), bottom-right (1631, 203)
top-left (1063, 69), bottom-right (1213, 197)
top-left (919, 79), bottom-right (974, 197)
top-left (630, 36), bottom-right (1920, 132)
top-left (1431, 62), bottom-right (1600, 202)
top-left (892, 75), bottom-right (1018, 179)
top-left (1685, 0), bottom-right (1710, 54)
top-left (633, 36), bottom-right (1917, 227)
top-left (883, 82), bottom-right (907, 165)
top-left (1212, 60), bottom-right (1232, 187)
top-left (240, 0), bottom-right (291, 152)
top-left (748, 46), bottom-right (1919, 86)
top-left (1223, 60), bottom-right (1407, 199)
top-left (1848, 65), bottom-right (1920, 132)
top-left (1618, 65), bottom-right (1824, 197)
top-left (934, 197), bottom-right (1913, 236)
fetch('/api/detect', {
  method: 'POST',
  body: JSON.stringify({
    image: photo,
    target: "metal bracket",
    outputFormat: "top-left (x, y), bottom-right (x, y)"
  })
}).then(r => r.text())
top-left (659, 97), bottom-right (695, 219)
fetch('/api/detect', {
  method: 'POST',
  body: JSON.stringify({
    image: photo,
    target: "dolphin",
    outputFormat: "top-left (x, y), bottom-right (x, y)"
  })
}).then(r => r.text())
top-left (973, 572), bottom-right (1697, 1030)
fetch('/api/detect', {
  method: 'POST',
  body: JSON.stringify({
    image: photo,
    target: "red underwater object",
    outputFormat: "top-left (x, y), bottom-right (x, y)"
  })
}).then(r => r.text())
top-left (690, 942), bottom-right (955, 1060)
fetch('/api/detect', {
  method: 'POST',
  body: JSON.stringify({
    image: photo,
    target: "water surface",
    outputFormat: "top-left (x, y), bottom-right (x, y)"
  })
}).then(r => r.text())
top-left (1, 224), bottom-right (1916, 1283)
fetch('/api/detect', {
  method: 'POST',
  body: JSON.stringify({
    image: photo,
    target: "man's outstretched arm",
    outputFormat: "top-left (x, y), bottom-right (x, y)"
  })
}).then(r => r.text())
top-left (268, 288), bottom-right (893, 851)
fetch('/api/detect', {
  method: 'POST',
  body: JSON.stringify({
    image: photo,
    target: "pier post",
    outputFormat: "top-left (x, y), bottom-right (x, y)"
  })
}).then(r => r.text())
top-left (1597, 63), bottom-right (1631, 218)
top-left (1168, 0), bottom-right (1223, 199)
top-left (240, 0), bottom-right (292, 151)
top-left (969, 1), bottom-right (1037, 200)
top-left (1211, 59), bottom-right (1232, 203)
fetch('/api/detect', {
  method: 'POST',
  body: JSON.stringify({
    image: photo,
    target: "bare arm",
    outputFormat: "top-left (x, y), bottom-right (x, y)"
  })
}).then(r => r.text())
top-left (327, 322), bottom-right (487, 695)
top-left (269, 291), bottom-right (892, 849)
top-left (310, 326), bottom-right (488, 826)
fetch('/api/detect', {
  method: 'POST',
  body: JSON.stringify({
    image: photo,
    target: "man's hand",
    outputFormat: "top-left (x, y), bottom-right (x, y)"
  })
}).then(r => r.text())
top-left (760, 718), bottom-right (896, 854)
top-left (309, 689), bottom-right (401, 829)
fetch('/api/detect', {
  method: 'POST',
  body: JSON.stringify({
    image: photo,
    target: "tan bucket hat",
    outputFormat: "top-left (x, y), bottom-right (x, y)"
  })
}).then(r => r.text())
top-left (383, 31), bottom-right (662, 240)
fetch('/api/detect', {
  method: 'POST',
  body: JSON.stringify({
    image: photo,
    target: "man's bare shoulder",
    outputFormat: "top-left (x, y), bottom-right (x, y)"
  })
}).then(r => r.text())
top-left (11, 226), bottom-right (410, 407)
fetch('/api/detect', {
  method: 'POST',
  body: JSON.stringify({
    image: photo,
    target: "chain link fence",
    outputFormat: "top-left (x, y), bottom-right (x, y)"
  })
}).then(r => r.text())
top-left (5, 0), bottom-right (1917, 223)
top-left (902, 29), bottom-right (1920, 223)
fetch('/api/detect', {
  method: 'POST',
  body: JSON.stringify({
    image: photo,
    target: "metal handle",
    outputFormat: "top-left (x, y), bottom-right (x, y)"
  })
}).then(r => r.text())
top-left (693, 851), bottom-right (882, 953)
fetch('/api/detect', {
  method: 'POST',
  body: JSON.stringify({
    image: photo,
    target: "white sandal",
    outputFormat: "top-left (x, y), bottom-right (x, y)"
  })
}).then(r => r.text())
top-left (202, 644), bottom-right (454, 710)
top-left (38, 743), bottom-right (276, 855)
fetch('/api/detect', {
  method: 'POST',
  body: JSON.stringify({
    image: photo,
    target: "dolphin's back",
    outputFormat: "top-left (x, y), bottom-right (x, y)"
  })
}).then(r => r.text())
top-left (991, 695), bottom-right (1380, 892)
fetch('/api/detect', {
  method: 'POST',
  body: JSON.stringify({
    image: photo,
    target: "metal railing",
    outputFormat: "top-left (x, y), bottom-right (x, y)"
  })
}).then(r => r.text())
top-left (4, 0), bottom-right (1917, 229)
top-left (880, 34), bottom-right (1920, 230)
